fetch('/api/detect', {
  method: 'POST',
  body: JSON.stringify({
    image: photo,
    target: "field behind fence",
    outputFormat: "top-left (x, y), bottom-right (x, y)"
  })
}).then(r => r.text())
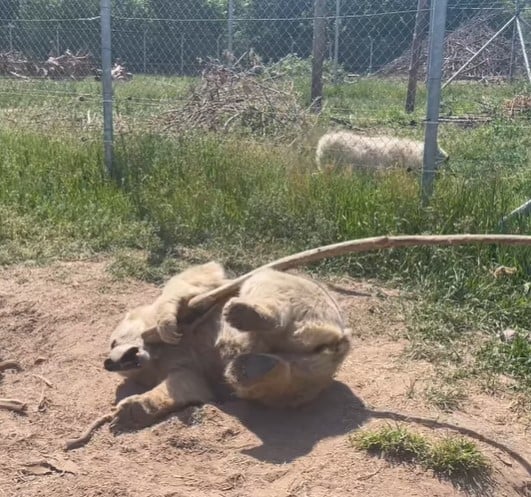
top-left (0, 0), bottom-right (530, 238)
top-left (1, 1), bottom-right (530, 137)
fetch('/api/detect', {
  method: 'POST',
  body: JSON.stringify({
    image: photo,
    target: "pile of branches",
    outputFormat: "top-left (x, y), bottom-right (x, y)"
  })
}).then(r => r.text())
top-left (379, 15), bottom-right (519, 81)
top-left (94, 61), bottom-right (133, 82)
top-left (0, 49), bottom-right (96, 80)
top-left (157, 51), bottom-right (315, 141)
top-left (0, 50), bottom-right (46, 78)
top-left (502, 94), bottom-right (531, 118)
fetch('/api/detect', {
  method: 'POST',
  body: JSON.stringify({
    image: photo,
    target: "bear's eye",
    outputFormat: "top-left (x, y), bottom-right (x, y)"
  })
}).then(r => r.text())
top-left (111, 340), bottom-right (117, 349)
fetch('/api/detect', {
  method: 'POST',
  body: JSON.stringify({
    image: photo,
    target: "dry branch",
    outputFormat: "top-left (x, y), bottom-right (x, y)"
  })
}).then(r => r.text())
top-left (0, 398), bottom-right (27, 413)
top-left (379, 14), bottom-right (522, 81)
top-left (31, 374), bottom-right (53, 388)
top-left (156, 52), bottom-right (315, 141)
top-left (0, 360), bottom-right (22, 372)
top-left (64, 413), bottom-right (114, 451)
top-left (0, 50), bottom-right (96, 80)
top-left (188, 234), bottom-right (531, 311)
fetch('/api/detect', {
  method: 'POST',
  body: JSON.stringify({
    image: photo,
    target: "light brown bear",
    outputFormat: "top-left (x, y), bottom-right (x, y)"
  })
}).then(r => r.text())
top-left (104, 262), bottom-right (351, 429)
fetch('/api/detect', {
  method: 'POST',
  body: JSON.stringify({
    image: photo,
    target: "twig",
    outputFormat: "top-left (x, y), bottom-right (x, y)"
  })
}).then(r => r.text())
top-left (187, 234), bottom-right (531, 311)
top-left (356, 466), bottom-right (383, 481)
top-left (37, 386), bottom-right (47, 412)
top-left (0, 361), bottom-right (22, 372)
top-left (0, 398), bottom-right (27, 413)
top-left (64, 413), bottom-right (115, 451)
top-left (31, 374), bottom-right (53, 388)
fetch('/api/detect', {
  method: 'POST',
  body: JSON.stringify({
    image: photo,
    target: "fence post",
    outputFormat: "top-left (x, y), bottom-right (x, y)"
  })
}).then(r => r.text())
top-left (310, 0), bottom-right (327, 112)
top-left (180, 32), bottom-right (185, 74)
top-left (421, 0), bottom-right (448, 206)
top-left (368, 36), bottom-right (374, 74)
top-left (143, 27), bottom-right (147, 73)
top-left (55, 24), bottom-right (60, 56)
top-left (100, 0), bottom-right (113, 176)
top-left (333, 0), bottom-right (341, 83)
top-left (516, 15), bottom-right (531, 83)
top-left (405, 0), bottom-right (429, 113)
top-left (509, 0), bottom-right (519, 81)
top-left (8, 23), bottom-right (14, 51)
top-left (227, 0), bottom-right (234, 54)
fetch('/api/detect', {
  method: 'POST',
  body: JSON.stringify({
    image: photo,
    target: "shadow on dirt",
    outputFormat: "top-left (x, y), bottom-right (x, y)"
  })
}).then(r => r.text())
top-left (113, 377), bottom-right (531, 479)
top-left (208, 380), bottom-right (367, 463)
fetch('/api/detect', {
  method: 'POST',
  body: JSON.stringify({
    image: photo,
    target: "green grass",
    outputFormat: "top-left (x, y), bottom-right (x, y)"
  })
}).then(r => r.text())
top-left (350, 424), bottom-right (429, 462)
top-left (424, 384), bottom-right (467, 412)
top-left (477, 332), bottom-right (531, 389)
top-left (0, 75), bottom-right (529, 394)
top-left (428, 436), bottom-right (491, 477)
top-left (350, 425), bottom-right (491, 480)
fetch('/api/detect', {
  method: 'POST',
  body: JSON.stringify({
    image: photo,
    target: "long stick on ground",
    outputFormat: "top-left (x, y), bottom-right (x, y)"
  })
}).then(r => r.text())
top-left (0, 399), bottom-right (27, 413)
top-left (64, 413), bottom-right (114, 450)
top-left (0, 360), bottom-right (22, 372)
top-left (188, 234), bottom-right (531, 311)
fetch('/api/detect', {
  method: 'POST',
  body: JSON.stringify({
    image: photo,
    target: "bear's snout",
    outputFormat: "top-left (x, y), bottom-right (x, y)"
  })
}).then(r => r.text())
top-left (104, 345), bottom-right (141, 371)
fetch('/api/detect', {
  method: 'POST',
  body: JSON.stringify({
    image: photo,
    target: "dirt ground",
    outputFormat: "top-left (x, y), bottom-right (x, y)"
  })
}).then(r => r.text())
top-left (0, 260), bottom-right (530, 497)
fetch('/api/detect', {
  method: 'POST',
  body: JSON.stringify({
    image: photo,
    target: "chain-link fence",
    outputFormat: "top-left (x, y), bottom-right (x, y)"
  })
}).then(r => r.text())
top-left (0, 0), bottom-right (529, 205)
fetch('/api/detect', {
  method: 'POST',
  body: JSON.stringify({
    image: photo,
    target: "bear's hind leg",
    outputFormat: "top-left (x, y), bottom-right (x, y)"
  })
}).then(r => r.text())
top-left (223, 298), bottom-right (283, 333)
top-left (224, 353), bottom-right (291, 400)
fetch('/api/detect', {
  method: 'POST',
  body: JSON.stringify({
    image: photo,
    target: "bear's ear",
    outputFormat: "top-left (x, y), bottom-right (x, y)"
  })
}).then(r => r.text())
top-left (157, 319), bottom-right (183, 345)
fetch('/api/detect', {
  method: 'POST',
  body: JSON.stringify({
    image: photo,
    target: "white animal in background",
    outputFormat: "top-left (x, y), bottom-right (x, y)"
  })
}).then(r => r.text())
top-left (315, 130), bottom-right (449, 173)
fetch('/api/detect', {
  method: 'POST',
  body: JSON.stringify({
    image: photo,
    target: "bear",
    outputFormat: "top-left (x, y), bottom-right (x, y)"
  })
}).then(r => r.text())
top-left (217, 268), bottom-right (351, 407)
top-left (104, 262), bottom-right (351, 429)
top-left (315, 130), bottom-right (449, 173)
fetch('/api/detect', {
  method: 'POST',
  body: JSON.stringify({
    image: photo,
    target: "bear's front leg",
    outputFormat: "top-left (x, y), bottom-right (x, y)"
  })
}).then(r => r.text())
top-left (111, 368), bottom-right (213, 431)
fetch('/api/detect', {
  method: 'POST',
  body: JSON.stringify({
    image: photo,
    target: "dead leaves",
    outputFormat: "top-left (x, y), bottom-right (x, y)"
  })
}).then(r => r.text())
top-left (22, 456), bottom-right (80, 476)
top-left (490, 265), bottom-right (518, 278)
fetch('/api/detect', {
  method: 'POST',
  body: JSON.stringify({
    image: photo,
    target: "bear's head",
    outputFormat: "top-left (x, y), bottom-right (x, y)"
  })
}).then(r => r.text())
top-left (103, 304), bottom-right (166, 385)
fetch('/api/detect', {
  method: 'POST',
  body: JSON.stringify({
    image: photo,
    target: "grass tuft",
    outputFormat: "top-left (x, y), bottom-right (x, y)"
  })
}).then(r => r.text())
top-left (350, 424), bottom-right (429, 462)
top-left (350, 425), bottom-right (491, 481)
top-left (427, 436), bottom-right (490, 477)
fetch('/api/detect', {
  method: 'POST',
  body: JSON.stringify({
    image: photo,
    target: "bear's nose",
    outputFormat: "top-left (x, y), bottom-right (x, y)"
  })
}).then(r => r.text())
top-left (103, 358), bottom-right (119, 371)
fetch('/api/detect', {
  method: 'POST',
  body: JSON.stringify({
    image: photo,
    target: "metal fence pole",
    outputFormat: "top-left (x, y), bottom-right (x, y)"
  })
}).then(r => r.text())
top-left (8, 23), bottom-right (14, 51)
top-left (100, 0), bottom-right (113, 176)
top-left (509, 0), bottom-right (519, 81)
top-left (368, 36), bottom-right (374, 74)
top-left (55, 24), bottom-right (60, 55)
top-left (405, 0), bottom-right (429, 113)
top-left (227, 0), bottom-right (234, 54)
top-left (310, 0), bottom-right (327, 112)
top-left (143, 28), bottom-right (147, 74)
top-left (516, 15), bottom-right (531, 83)
top-left (333, 0), bottom-right (341, 83)
top-left (421, 0), bottom-right (448, 205)
top-left (180, 32), bottom-right (185, 74)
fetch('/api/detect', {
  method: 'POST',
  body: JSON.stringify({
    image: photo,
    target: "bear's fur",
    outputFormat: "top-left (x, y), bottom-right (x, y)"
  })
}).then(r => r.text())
top-left (104, 262), bottom-right (351, 429)
top-left (315, 130), bottom-right (449, 173)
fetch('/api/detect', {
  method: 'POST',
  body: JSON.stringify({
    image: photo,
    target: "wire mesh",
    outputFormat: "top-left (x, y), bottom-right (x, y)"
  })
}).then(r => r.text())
top-left (0, 1), bottom-right (100, 138)
top-left (0, 0), bottom-right (529, 176)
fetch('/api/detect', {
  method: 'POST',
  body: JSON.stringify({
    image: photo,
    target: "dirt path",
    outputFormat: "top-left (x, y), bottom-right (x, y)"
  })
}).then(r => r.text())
top-left (1, 261), bottom-right (529, 497)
